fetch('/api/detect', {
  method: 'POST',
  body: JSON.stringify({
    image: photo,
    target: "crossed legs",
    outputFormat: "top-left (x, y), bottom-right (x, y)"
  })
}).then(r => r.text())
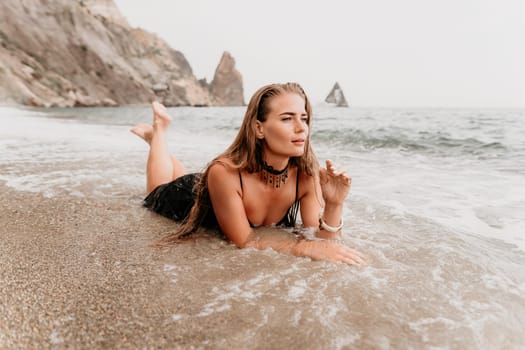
top-left (131, 101), bottom-right (186, 194)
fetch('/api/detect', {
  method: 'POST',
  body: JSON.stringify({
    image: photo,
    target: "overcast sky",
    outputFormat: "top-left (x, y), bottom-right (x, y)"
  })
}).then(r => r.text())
top-left (113, 0), bottom-right (524, 108)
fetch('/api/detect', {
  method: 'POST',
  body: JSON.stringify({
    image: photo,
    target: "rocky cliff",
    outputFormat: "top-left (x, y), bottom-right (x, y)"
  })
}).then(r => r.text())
top-left (0, 0), bottom-right (244, 107)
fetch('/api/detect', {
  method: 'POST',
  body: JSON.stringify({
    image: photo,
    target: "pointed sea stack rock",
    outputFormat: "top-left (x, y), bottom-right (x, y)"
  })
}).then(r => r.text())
top-left (325, 82), bottom-right (349, 107)
top-left (210, 51), bottom-right (245, 106)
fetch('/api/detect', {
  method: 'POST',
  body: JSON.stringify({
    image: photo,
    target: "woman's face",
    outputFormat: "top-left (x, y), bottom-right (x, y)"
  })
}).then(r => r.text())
top-left (256, 92), bottom-right (309, 160)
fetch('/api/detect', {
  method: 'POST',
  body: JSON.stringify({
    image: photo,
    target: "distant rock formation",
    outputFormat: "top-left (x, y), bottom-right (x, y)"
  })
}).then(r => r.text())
top-left (210, 52), bottom-right (245, 106)
top-left (325, 82), bottom-right (349, 107)
top-left (0, 0), bottom-right (244, 107)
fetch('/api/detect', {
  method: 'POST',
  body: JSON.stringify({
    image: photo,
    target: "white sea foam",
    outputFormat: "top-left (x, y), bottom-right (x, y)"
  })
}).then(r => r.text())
top-left (287, 280), bottom-right (307, 301)
top-left (171, 314), bottom-right (187, 321)
top-left (346, 147), bottom-right (525, 252)
top-left (48, 330), bottom-right (63, 345)
top-left (332, 333), bottom-right (360, 349)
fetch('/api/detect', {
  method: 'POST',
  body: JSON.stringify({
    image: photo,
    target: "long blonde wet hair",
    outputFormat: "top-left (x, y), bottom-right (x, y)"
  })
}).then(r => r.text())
top-left (158, 82), bottom-right (319, 244)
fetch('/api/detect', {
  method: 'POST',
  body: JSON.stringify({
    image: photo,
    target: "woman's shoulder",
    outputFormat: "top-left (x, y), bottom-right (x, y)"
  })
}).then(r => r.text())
top-left (207, 157), bottom-right (241, 193)
top-left (297, 168), bottom-right (316, 182)
top-left (297, 167), bottom-right (318, 198)
top-left (208, 157), bottom-right (238, 177)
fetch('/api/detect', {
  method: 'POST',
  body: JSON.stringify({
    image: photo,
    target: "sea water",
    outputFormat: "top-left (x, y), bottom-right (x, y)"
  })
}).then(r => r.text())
top-left (1, 105), bottom-right (524, 348)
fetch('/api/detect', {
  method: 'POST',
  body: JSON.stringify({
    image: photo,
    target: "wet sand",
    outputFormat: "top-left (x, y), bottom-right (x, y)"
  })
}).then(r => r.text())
top-left (0, 183), bottom-right (240, 349)
top-left (1, 183), bottom-right (170, 348)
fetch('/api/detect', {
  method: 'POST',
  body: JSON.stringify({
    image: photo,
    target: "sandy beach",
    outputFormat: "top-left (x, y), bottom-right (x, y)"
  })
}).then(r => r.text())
top-left (0, 182), bottom-right (187, 348)
top-left (0, 183), bottom-right (343, 350)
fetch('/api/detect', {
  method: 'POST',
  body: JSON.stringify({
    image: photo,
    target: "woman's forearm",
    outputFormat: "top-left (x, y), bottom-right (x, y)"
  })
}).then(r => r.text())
top-left (322, 202), bottom-right (343, 226)
top-left (243, 230), bottom-right (311, 259)
top-left (316, 202), bottom-right (344, 240)
top-left (240, 227), bottom-right (366, 266)
top-left (242, 227), bottom-right (299, 255)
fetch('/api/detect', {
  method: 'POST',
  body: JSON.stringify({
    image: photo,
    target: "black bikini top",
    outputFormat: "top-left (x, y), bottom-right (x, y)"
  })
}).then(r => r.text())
top-left (239, 169), bottom-right (300, 228)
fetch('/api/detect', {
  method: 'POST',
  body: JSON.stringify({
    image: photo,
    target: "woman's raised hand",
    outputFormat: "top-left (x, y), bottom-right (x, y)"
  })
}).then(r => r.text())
top-left (319, 159), bottom-right (351, 205)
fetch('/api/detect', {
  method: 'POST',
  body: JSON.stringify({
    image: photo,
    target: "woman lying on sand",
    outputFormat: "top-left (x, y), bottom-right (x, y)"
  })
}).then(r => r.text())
top-left (131, 82), bottom-right (366, 266)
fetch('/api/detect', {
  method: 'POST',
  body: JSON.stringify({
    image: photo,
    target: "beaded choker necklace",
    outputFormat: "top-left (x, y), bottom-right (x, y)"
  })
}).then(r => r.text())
top-left (260, 161), bottom-right (289, 188)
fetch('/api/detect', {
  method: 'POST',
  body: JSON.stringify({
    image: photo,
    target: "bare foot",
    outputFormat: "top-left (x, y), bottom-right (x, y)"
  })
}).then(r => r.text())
top-left (152, 101), bottom-right (172, 131)
top-left (130, 123), bottom-right (153, 144)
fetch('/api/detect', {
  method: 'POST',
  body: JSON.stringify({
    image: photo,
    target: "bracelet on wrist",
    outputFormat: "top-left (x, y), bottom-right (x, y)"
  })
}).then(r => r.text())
top-left (319, 216), bottom-right (344, 233)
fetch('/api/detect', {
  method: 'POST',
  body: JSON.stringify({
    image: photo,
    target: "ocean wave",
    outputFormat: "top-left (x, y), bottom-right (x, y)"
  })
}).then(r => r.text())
top-left (313, 128), bottom-right (509, 157)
